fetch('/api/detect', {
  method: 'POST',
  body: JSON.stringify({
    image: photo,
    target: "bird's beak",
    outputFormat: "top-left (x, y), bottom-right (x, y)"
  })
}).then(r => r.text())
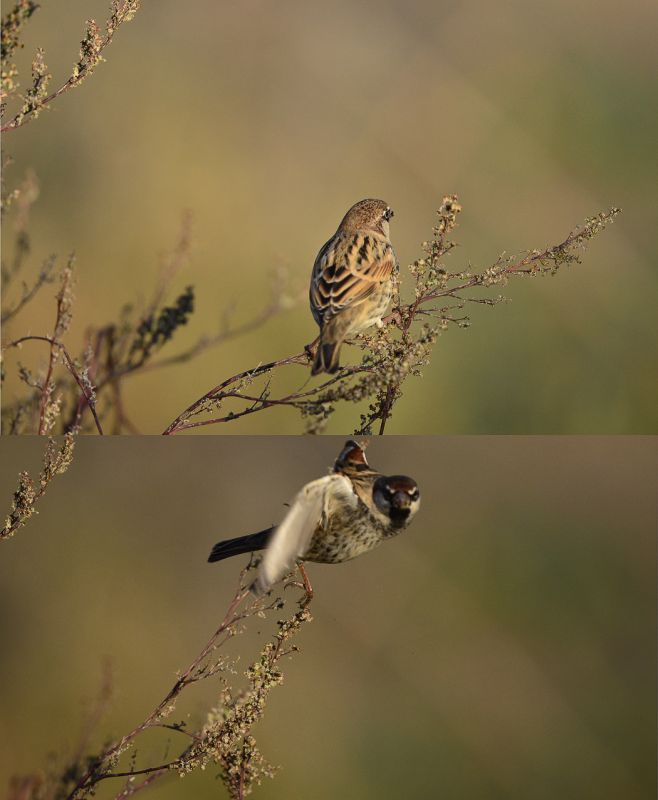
top-left (393, 491), bottom-right (411, 509)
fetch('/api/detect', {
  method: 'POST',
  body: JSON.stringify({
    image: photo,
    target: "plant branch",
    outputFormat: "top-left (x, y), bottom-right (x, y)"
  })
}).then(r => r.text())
top-left (5, 335), bottom-right (104, 435)
top-left (1, 254), bottom-right (57, 324)
top-left (65, 560), bottom-right (312, 800)
top-left (1, 1), bottom-right (141, 133)
top-left (1, 434), bottom-right (75, 541)
top-left (37, 263), bottom-right (74, 434)
top-left (68, 580), bottom-right (252, 798)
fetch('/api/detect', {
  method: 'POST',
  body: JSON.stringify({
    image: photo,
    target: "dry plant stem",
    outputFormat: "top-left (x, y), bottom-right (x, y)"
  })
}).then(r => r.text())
top-left (68, 326), bottom-right (108, 433)
top-left (1, 1), bottom-right (141, 133)
top-left (1, 433), bottom-right (75, 541)
top-left (377, 386), bottom-right (396, 435)
top-left (0, 255), bottom-right (56, 324)
top-left (5, 335), bottom-right (104, 435)
top-left (104, 571), bottom-right (311, 800)
top-left (161, 350), bottom-right (312, 434)
top-left (375, 230), bottom-right (455, 434)
top-left (38, 269), bottom-right (72, 434)
top-left (10, 558), bottom-right (310, 798)
top-left (1, 251), bottom-right (293, 434)
top-left (114, 770), bottom-right (167, 800)
top-left (68, 579), bottom-right (253, 799)
top-left (2, 72), bottom-right (74, 133)
top-left (162, 351), bottom-right (367, 435)
top-left (71, 296), bottom-right (291, 434)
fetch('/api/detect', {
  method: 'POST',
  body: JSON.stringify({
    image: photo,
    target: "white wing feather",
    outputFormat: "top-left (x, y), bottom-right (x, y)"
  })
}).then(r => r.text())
top-left (252, 474), bottom-right (354, 595)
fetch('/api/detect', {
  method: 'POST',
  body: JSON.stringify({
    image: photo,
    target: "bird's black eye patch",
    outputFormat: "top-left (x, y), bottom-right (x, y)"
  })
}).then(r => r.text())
top-left (383, 207), bottom-right (394, 221)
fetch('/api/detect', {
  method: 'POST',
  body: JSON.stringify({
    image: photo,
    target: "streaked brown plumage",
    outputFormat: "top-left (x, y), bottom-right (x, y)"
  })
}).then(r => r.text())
top-left (309, 199), bottom-right (397, 375)
top-left (207, 440), bottom-right (420, 595)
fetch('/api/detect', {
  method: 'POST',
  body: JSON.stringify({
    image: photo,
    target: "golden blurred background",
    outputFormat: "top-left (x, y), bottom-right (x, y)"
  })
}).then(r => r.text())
top-left (0, 436), bottom-right (655, 798)
top-left (1, 0), bottom-right (657, 433)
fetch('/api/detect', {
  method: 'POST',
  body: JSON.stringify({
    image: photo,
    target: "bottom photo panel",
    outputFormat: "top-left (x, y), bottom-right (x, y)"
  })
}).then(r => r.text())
top-left (0, 436), bottom-right (656, 800)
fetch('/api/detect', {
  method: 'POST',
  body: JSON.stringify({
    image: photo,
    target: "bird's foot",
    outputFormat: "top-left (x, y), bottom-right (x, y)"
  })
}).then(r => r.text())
top-left (298, 563), bottom-right (314, 606)
top-left (304, 337), bottom-right (319, 360)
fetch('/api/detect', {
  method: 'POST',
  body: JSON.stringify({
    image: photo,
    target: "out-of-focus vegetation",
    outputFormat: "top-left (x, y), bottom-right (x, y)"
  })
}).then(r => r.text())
top-left (1, 0), bottom-right (141, 133)
top-left (1, 0), bottom-right (656, 433)
top-left (0, 436), bottom-right (655, 798)
top-left (0, 433), bottom-right (74, 540)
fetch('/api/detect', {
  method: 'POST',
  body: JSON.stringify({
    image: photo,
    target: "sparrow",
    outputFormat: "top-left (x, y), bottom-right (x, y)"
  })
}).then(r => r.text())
top-left (207, 440), bottom-right (420, 596)
top-left (309, 198), bottom-right (397, 375)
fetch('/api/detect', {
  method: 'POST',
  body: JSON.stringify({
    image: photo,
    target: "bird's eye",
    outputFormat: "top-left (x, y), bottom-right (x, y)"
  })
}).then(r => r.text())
top-left (383, 207), bottom-right (393, 221)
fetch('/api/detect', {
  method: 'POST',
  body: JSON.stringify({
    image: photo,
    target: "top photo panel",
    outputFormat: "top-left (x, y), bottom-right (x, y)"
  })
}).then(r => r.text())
top-left (1, 0), bottom-right (656, 435)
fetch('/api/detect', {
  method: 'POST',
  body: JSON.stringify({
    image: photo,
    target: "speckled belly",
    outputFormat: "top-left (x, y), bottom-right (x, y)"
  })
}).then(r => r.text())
top-left (302, 508), bottom-right (384, 564)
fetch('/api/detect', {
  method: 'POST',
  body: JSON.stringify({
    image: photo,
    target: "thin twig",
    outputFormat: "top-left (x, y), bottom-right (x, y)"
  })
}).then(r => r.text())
top-left (5, 335), bottom-right (104, 435)
top-left (1, 1), bottom-right (141, 133)
top-left (1, 255), bottom-right (56, 324)
top-left (38, 268), bottom-right (73, 434)
top-left (162, 352), bottom-right (370, 435)
top-left (161, 350), bottom-right (311, 434)
top-left (0, 433), bottom-right (75, 541)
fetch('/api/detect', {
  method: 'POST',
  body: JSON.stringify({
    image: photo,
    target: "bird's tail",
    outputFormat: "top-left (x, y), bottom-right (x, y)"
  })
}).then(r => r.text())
top-left (311, 340), bottom-right (342, 375)
top-left (207, 527), bottom-right (274, 563)
top-left (312, 317), bottom-right (348, 375)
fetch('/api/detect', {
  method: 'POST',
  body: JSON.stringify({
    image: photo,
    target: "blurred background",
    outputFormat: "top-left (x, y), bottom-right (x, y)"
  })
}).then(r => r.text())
top-left (1, 0), bottom-right (657, 433)
top-left (0, 436), bottom-right (655, 798)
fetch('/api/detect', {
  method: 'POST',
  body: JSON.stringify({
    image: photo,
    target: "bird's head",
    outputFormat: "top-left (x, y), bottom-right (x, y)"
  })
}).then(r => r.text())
top-left (373, 475), bottom-right (420, 528)
top-left (338, 199), bottom-right (394, 237)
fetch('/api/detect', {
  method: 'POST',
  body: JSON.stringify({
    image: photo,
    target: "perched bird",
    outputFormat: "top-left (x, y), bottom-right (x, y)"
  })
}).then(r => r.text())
top-left (309, 199), bottom-right (397, 375)
top-left (208, 440), bottom-right (420, 596)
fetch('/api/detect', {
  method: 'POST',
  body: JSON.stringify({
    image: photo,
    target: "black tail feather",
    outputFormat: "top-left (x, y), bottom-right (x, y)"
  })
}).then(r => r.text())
top-left (207, 527), bottom-right (274, 563)
top-left (311, 341), bottom-right (341, 375)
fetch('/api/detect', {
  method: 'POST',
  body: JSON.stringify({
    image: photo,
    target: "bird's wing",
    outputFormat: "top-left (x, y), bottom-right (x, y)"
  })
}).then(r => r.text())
top-left (252, 473), bottom-right (355, 595)
top-left (310, 233), bottom-right (396, 321)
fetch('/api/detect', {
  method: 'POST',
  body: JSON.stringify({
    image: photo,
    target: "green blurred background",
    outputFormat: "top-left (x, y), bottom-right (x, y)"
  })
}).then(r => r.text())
top-left (2, 0), bottom-right (657, 433)
top-left (0, 436), bottom-right (655, 798)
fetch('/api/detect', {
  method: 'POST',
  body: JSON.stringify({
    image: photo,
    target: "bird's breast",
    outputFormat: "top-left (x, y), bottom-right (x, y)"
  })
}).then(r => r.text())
top-left (302, 506), bottom-right (386, 564)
